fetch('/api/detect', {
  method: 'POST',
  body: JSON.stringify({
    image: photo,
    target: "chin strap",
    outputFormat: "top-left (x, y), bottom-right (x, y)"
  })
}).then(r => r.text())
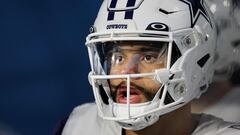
top-left (117, 113), bottom-right (160, 131)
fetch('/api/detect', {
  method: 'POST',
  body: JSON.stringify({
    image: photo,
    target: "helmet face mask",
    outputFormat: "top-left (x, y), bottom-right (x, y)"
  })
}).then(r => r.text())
top-left (100, 41), bottom-right (168, 103)
top-left (86, 0), bottom-right (216, 130)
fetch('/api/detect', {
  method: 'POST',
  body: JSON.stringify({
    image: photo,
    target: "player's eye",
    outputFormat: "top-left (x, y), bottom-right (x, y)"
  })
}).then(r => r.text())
top-left (141, 54), bottom-right (157, 64)
top-left (112, 53), bottom-right (125, 64)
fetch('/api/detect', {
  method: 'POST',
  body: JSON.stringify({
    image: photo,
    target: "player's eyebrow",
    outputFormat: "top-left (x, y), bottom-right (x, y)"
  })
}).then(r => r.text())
top-left (139, 47), bottom-right (163, 52)
top-left (111, 46), bottom-right (166, 52)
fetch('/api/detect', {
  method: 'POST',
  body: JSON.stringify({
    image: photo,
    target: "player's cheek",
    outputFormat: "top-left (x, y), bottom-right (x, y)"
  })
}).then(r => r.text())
top-left (141, 78), bottom-right (162, 92)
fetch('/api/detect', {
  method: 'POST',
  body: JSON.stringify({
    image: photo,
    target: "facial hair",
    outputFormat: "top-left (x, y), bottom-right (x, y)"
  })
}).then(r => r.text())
top-left (110, 81), bottom-right (158, 103)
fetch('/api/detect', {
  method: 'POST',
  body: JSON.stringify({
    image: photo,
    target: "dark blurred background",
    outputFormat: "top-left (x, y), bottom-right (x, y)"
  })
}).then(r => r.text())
top-left (0, 0), bottom-right (101, 135)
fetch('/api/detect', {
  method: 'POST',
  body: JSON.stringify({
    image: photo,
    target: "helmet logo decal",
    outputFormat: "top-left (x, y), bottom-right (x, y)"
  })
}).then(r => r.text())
top-left (107, 0), bottom-right (137, 21)
top-left (159, 8), bottom-right (179, 15)
top-left (179, 0), bottom-right (212, 28)
top-left (107, 0), bottom-right (118, 20)
top-left (106, 24), bottom-right (128, 29)
top-left (146, 23), bottom-right (169, 31)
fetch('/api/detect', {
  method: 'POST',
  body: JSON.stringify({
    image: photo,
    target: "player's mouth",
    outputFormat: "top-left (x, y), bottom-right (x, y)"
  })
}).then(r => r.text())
top-left (116, 85), bottom-right (144, 104)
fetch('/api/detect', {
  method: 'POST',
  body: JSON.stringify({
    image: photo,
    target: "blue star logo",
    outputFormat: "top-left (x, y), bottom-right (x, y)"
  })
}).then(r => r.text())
top-left (180, 0), bottom-right (212, 28)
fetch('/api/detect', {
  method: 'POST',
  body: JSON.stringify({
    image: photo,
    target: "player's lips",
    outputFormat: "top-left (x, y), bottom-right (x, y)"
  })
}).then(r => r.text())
top-left (116, 86), bottom-right (143, 104)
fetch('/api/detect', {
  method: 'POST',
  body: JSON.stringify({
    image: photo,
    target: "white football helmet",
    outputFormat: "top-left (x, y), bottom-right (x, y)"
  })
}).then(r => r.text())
top-left (86, 0), bottom-right (216, 130)
top-left (206, 0), bottom-right (240, 80)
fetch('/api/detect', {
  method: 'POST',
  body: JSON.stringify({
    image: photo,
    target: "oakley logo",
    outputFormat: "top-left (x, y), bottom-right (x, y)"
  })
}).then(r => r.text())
top-left (107, 0), bottom-right (137, 21)
top-left (146, 23), bottom-right (169, 31)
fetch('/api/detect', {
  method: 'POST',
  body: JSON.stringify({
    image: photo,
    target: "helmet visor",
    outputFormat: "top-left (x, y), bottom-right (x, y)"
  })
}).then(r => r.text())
top-left (96, 41), bottom-right (168, 75)
top-left (93, 41), bottom-right (169, 104)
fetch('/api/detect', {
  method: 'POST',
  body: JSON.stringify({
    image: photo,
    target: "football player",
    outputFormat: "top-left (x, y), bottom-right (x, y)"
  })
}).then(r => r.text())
top-left (57, 0), bottom-right (240, 135)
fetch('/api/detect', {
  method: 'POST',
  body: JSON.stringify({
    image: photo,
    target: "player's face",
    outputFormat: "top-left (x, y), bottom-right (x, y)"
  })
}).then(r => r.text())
top-left (108, 41), bottom-right (168, 104)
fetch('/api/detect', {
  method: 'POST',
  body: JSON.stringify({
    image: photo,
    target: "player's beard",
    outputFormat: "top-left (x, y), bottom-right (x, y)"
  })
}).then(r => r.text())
top-left (110, 81), bottom-right (158, 103)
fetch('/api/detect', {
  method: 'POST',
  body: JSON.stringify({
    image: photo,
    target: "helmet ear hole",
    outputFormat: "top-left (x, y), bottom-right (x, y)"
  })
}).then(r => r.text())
top-left (197, 54), bottom-right (210, 68)
top-left (157, 86), bottom-right (174, 104)
top-left (164, 91), bottom-right (175, 104)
